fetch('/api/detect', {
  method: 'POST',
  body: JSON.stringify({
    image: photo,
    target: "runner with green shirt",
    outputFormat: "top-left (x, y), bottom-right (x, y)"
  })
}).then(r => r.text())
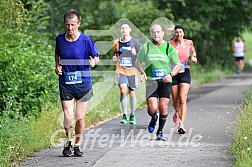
top-left (136, 23), bottom-right (181, 141)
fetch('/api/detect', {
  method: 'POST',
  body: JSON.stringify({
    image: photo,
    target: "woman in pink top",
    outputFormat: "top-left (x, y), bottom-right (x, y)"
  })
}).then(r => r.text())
top-left (170, 25), bottom-right (197, 134)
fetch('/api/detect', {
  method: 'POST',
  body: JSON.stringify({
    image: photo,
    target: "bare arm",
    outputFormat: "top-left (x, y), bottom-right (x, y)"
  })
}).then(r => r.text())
top-left (163, 62), bottom-right (182, 83)
top-left (171, 63), bottom-right (182, 76)
top-left (55, 54), bottom-right (62, 75)
top-left (232, 43), bottom-right (235, 53)
top-left (189, 40), bottom-right (197, 63)
top-left (244, 42), bottom-right (247, 52)
top-left (136, 60), bottom-right (147, 83)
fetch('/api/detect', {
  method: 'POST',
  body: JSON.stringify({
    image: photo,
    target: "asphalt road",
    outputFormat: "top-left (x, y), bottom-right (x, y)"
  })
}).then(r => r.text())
top-left (18, 72), bottom-right (252, 167)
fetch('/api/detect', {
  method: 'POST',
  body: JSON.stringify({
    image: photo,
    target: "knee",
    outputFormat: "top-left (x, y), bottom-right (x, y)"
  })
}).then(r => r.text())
top-left (129, 92), bottom-right (136, 99)
top-left (179, 96), bottom-right (187, 104)
top-left (75, 113), bottom-right (85, 122)
top-left (76, 118), bottom-right (84, 126)
top-left (173, 100), bottom-right (179, 107)
top-left (121, 91), bottom-right (127, 97)
top-left (159, 105), bottom-right (168, 114)
top-left (64, 116), bottom-right (73, 128)
top-left (64, 110), bottom-right (74, 121)
top-left (148, 104), bottom-right (158, 113)
top-left (120, 87), bottom-right (127, 96)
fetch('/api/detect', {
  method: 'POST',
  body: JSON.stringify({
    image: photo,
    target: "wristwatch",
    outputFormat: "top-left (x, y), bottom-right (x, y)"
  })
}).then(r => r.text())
top-left (170, 72), bottom-right (174, 77)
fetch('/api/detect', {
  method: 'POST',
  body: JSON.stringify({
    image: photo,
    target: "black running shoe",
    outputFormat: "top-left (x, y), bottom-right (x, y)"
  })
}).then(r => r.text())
top-left (62, 141), bottom-right (73, 157)
top-left (73, 146), bottom-right (83, 157)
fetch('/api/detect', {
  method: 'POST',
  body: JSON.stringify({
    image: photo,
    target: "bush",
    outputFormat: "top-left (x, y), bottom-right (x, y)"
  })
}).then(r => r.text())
top-left (0, 0), bottom-right (58, 117)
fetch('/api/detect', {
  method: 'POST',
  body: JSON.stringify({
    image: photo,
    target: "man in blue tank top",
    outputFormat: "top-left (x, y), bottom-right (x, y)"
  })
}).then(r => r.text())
top-left (55, 9), bottom-right (99, 157)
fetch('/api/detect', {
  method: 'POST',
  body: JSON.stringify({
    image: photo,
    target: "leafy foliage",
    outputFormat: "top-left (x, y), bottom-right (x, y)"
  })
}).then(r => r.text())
top-left (45, 0), bottom-right (252, 68)
top-left (0, 0), bottom-right (58, 117)
top-left (168, 0), bottom-right (252, 66)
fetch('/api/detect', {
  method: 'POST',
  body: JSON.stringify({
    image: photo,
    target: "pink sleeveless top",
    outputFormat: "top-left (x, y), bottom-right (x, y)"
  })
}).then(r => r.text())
top-left (170, 39), bottom-right (190, 69)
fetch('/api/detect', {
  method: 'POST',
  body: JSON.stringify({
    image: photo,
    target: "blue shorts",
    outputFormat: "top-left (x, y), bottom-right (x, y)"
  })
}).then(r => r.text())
top-left (117, 73), bottom-right (137, 90)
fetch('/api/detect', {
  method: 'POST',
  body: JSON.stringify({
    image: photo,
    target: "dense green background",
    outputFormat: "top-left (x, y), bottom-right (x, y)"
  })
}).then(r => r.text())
top-left (0, 0), bottom-right (251, 165)
top-left (1, 0), bottom-right (251, 117)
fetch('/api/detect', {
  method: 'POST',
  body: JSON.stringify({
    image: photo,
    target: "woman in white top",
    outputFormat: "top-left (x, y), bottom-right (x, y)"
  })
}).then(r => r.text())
top-left (232, 35), bottom-right (246, 74)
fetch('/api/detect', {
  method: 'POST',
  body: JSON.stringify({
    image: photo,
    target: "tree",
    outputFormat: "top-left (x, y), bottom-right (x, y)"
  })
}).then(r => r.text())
top-left (168, 0), bottom-right (252, 66)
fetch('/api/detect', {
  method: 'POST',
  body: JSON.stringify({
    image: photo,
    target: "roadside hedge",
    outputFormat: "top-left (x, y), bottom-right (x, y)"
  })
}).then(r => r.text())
top-left (0, 0), bottom-right (58, 118)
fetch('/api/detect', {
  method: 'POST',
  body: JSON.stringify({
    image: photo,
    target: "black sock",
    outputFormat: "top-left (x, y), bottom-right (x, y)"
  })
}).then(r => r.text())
top-left (148, 112), bottom-right (158, 122)
top-left (157, 114), bottom-right (168, 134)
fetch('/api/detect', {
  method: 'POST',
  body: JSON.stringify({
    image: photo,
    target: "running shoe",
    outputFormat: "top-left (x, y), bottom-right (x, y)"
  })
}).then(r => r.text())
top-left (173, 111), bottom-right (179, 124)
top-left (156, 132), bottom-right (166, 141)
top-left (129, 114), bottom-right (136, 124)
top-left (148, 113), bottom-right (158, 133)
top-left (62, 141), bottom-right (73, 157)
top-left (121, 114), bottom-right (128, 124)
top-left (73, 146), bottom-right (83, 157)
top-left (178, 125), bottom-right (186, 134)
top-left (236, 67), bottom-right (241, 74)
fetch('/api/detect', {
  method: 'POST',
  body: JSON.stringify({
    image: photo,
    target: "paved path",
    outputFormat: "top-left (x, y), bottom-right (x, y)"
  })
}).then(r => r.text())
top-left (18, 72), bottom-right (252, 167)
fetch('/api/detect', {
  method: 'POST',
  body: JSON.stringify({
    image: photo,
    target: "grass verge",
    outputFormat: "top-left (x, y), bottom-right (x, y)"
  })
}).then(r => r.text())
top-left (190, 63), bottom-right (231, 89)
top-left (0, 104), bottom-right (62, 166)
top-left (230, 89), bottom-right (252, 167)
top-left (243, 31), bottom-right (252, 60)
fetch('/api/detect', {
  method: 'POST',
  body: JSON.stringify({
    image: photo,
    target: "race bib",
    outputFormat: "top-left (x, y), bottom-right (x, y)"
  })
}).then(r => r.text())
top-left (119, 57), bottom-right (133, 67)
top-left (64, 71), bottom-right (82, 84)
top-left (171, 63), bottom-right (187, 73)
top-left (152, 69), bottom-right (167, 79)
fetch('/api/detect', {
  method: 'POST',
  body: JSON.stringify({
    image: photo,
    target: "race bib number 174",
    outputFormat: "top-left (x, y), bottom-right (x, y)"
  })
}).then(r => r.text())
top-left (64, 71), bottom-right (82, 84)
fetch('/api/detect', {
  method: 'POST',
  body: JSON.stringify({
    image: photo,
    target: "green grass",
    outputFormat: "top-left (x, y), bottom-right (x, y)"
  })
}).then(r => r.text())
top-left (190, 63), bottom-right (231, 89)
top-left (0, 104), bottom-right (62, 166)
top-left (229, 31), bottom-right (252, 167)
top-left (243, 31), bottom-right (252, 60)
top-left (230, 89), bottom-right (252, 167)
top-left (85, 81), bottom-right (146, 126)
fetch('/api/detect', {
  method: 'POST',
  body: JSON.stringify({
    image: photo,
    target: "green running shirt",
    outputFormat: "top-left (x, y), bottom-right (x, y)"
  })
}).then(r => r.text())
top-left (137, 41), bottom-right (179, 81)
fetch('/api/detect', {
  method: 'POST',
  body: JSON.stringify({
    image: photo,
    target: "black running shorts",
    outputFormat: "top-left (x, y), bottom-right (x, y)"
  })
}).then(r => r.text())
top-left (172, 68), bottom-right (191, 85)
top-left (146, 79), bottom-right (172, 99)
top-left (60, 88), bottom-right (93, 102)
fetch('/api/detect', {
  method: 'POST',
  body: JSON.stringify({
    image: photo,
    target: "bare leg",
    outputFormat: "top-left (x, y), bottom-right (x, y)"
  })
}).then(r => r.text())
top-left (178, 83), bottom-right (190, 126)
top-left (74, 100), bottom-right (87, 146)
top-left (239, 59), bottom-right (245, 71)
top-left (147, 97), bottom-right (158, 115)
top-left (171, 85), bottom-right (180, 112)
top-left (62, 99), bottom-right (75, 140)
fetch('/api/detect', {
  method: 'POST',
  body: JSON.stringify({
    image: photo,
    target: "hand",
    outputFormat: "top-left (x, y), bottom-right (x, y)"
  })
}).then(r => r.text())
top-left (191, 56), bottom-right (197, 63)
top-left (55, 65), bottom-right (62, 75)
top-left (163, 75), bottom-right (172, 83)
top-left (131, 47), bottom-right (136, 56)
top-left (89, 56), bottom-right (96, 67)
top-left (140, 72), bottom-right (147, 83)
top-left (112, 54), bottom-right (118, 61)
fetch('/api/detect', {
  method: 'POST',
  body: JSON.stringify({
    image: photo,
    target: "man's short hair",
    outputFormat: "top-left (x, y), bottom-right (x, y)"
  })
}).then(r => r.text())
top-left (120, 22), bottom-right (131, 28)
top-left (64, 9), bottom-right (81, 23)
